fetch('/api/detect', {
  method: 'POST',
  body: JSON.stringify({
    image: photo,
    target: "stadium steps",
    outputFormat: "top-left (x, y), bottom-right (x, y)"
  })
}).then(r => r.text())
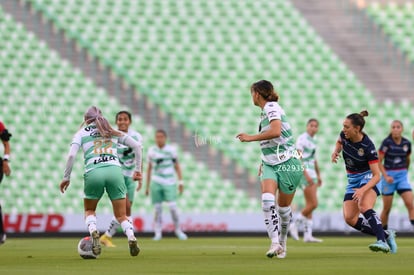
top-left (290, 0), bottom-right (414, 103)
top-left (1, 0), bottom-right (259, 197)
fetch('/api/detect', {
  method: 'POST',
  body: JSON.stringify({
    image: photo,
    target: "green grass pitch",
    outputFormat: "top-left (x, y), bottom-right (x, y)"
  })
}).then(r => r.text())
top-left (0, 236), bottom-right (413, 275)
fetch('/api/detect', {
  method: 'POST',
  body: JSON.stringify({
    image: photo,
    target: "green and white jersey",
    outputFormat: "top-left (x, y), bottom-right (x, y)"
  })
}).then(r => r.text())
top-left (259, 101), bottom-right (296, 165)
top-left (117, 129), bottom-right (143, 177)
top-left (147, 144), bottom-right (178, 185)
top-left (296, 132), bottom-right (317, 178)
top-left (71, 123), bottom-right (120, 173)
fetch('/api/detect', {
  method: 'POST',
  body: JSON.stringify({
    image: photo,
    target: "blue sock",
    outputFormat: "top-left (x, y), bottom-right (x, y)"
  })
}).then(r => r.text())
top-left (353, 217), bottom-right (375, 236)
top-left (363, 209), bottom-right (386, 242)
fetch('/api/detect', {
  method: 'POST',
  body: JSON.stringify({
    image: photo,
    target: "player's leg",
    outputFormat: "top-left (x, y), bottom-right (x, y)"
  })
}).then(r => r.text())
top-left (107, 167), bottom-right (139, 256)
top-left (358, 189), bottom-right (390, 253)
top-left (151, 182), bottom-right (163, 240)
top-left (289, 176), bottom-right (306, 241)
top-left (83, 168), bottom-right (105, 256)
top-left (302, 181), bottom-right (322, 242)
top-left (260, 163), bottom-right (282, 258)
top-left (399, 190), bottom-right (414, 228)
top-left (380, 194), bottom-right (393, 230)
top-left (165, 184), bottom-right (187, 240)
top-left (0, 158), bottom-right (5, 245)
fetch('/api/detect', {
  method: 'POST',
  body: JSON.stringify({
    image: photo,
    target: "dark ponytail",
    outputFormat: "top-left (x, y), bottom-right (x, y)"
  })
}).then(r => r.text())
top-left (250, 80), bottom-right (279, 102)
top-left (346, 110), bottom-right (368, 132)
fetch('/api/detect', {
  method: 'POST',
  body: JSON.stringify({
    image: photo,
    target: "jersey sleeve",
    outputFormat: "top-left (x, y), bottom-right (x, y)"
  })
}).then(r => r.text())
top-left (263, 103), bottom-right (281, 122)
top-left (295, 134), bottom-right (305, 152)
top-left (171, 146), bottom-right (178, 162)
top-left (378, 138), bottom-right (388, 155)
top-left (71, 131), bottom-right (82, 146)
top-left (367, 141), bottom-right (379, 164)
top-left (147, 147), bottom-right (153, 162)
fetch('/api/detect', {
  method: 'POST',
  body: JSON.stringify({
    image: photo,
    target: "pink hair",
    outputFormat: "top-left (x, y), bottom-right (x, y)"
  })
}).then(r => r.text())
top-left (83, 106), bottom-right (115, 138)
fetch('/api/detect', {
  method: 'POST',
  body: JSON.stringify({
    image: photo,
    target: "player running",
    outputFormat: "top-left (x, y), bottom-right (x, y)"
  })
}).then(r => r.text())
top-left (100, 111), bottom-right (143, 248)
top-left (145, 129), bottom-right (187, 241)
top-left (59, 106), bottom-right (142, 257)
top-left (237, 80), bottom-right (302, 259)
top-left (0, 121), bottom-right (12, 245)
top-left (378, 120), bottom-right (414, 233)
top-left (289, 118), bottom-right (323, 243)
top-left (331, 110), bottom-right (396, 253)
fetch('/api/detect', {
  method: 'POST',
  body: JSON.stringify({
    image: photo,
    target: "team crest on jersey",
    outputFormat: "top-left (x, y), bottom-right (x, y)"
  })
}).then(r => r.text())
top-left (357, 148), bottom-right (364, 156)
top-left (403, 145), bottom-right (409, 152)
top-left (345, 158), bottom-right (354, 166)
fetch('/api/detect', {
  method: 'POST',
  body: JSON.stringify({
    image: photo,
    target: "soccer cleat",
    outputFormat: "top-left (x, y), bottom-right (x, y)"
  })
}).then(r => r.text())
top-left (266, 243), bottom-right (283, 258)
top-left (100, 234), bottom-right (116, 247)
top-left (304, 236), bottom-right (323, 243)
top-left (385, 229), bottom-right (397, 254)
top-left (152, 234), bottom-right (162, 241)
top-left (0, 233), bottom-right (6, 245)
top-left (91, 231), bottom-right (102, 256)
top-left (289, 223), bottom-right (299, 241)
top-left (128, 239), bottom-right (140, 256)
top-left (368, 240), bottom-right (390, 253)
top-left (175, 230), bottom-right (188, 240)
top-left (277, 241), bottom-right (287, 259)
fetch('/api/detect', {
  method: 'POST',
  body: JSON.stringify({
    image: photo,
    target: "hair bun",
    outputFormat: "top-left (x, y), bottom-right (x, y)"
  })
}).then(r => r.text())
top-left (359, 110), bottom-right (369, 117)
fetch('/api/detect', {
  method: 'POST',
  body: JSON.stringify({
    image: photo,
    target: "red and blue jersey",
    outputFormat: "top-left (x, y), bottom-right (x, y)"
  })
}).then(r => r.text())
top-left (338, 131), bottom-right (378, 174)
top-left (379, 135), bottom-right (411, 170)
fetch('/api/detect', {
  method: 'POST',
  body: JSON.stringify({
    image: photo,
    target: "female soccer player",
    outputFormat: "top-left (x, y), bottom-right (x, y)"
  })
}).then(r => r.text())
top-left (289, 118), bottom-right (323, 243)
top-left (59, 106), bottom-right (142, 257)
top-left (0, 120), bottom-right (12, 245)
top-left (237, 80), bottom-right (303, 259)
top-left (145, 129), bottom-right (187, 241)
top-left (331, 110), bottom-right (396, 253)
top-left (378, 120), bottom-right (414, 231)
top-left (100, 111), bottom-right (143, 247)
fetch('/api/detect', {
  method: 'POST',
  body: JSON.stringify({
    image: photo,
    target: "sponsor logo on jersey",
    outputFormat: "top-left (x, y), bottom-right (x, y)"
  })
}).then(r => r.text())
top-left (358, 148), bottom-right (364, 156)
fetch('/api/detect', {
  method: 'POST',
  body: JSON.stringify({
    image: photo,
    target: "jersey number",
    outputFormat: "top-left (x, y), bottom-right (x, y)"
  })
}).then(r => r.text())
top-left (93, 139), bottom-right (113, 154)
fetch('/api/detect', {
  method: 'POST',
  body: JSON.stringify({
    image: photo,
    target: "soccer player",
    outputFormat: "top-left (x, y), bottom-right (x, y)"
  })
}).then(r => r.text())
top-left (145, 129), bottom-right (187, 241)
top-left (100, 111), bottom-right (143, 247)
top-left (331, 110), bottom-right (396, 253)
top-left (0, 121), bottom-right (12, 245)
top-left (289, 118), bottom-right (323, 243)
top-left (379, 120), bottom-right (414, 233)
top-left (237, 80), bottom-right (302, 259)
top-left (59, 106), bottom-right (142, 256)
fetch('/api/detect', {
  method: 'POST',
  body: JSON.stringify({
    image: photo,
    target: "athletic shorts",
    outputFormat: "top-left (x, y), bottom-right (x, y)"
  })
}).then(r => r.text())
top-left (260, 157), bottom-right (303, 194)
top-left (151, 182), bottom-right (177, 204)
top-left (380, 169), bottom-right (412, 196)
top-left (343, 170), bottom-right (380, 201)
top-left (84, 165), bottom-right (126, 200)
top-left (124, 176), bottom-right (137, 203)
top-left (298, 169), bottom-right (318, 188)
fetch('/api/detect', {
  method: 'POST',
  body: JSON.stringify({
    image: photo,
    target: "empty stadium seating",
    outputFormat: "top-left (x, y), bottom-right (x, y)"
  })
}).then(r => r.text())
top-left (0, 6), bottom-right (259, 215)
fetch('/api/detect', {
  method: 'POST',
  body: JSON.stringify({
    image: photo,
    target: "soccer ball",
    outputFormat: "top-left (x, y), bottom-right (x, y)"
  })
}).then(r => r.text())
top-left (77, 236), bottom-right (98, 259)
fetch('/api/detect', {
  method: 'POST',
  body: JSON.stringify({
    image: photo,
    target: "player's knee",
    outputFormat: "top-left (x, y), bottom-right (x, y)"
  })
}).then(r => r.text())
top-left (262, 193), bottom-right (275, 212)
top-left (167, 201), bottom-right (177, 209)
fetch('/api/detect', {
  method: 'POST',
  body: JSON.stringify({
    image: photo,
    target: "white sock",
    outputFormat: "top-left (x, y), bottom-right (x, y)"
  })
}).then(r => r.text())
top-left (295, 213), bottom-right (306, 226)
top-left (154, 203), bottom-right (162, 235)
top-left (278, 206), bottom-right (292, 243)
top-left (168, 201), bottom-right (181, 231)
top-left (304, 219), bottom-right (313, 239)
top-left (121, 220), bottom-right (136, 241)
top-left (105, 217), bottom-right (119, 237)
top-left (85, 215), bottom-right (97, 235)
top-left (262, 193), bottom-right (279, 244)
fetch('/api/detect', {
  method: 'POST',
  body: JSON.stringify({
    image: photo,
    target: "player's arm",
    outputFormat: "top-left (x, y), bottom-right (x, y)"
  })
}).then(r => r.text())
top-left (377, 152), bottom-right (391, 182)
top-left (174, 159), bottom-right (184, 195)
top-left (120, 134), bottom-right (142, 181)
top-left (60, 143), bottom-right (81, 193)
top-left (237, 119), bottom-right (281, 142)
top-left (352, 161), bottom-right (381, 201)
top-left (331, 139), bottom-right (342, 163)
top-left (406, 153), bottom-right (410, 170)
top-left (314, 160), bottom-right (322, 186)
top-left (145, 162), bottom-right (152, 196)
top-left (2, 139), bottom-right (11, 176)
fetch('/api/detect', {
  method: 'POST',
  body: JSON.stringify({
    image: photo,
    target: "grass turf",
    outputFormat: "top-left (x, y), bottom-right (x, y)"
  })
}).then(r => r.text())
top-left (0, 236), bottom-right (413, 275)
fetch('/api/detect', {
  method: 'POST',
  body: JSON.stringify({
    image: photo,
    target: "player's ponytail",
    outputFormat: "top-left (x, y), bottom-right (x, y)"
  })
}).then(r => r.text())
top-left (83, 106), bottom-right (117, 138)
top-left (347, 110), bottom-right (368, 132)
top-left (251, 80), bottom-right (279, 102)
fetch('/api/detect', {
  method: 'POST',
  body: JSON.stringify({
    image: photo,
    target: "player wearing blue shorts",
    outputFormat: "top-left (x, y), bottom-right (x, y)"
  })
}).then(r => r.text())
top-left (237, 80), bottom-right (302, 259)
top-left (378, 120), bottom-right (414, 231)
top-left (100, 111), bottom-right (143, 247)
top-left (332, 110), bottom-right (396, 253)
top-left (60, 106), bottom-right (142, 257)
